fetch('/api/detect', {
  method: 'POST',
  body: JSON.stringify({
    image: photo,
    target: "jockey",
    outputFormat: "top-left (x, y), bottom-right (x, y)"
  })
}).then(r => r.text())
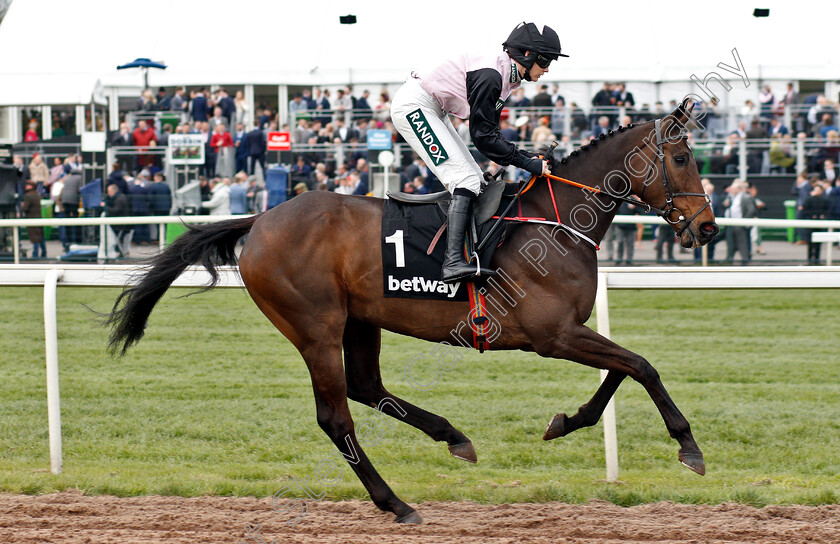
top-left (391, 22), bottom-right (568, 283)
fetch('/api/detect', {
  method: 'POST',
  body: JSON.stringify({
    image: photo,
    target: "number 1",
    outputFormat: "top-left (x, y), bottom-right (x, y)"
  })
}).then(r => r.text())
top-left (385, 230), bottom-right (405, 267)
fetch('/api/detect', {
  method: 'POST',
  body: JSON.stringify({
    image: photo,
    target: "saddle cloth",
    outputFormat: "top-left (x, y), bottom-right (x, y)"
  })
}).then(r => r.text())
top-left (380, 196), bottom-right (509, 301)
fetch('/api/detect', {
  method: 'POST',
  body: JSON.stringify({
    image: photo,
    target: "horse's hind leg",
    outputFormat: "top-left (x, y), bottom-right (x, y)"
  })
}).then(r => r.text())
top-left (539, 325), bottom-right (705, 475)
top-left (543, 370), bottom-right (626, 440)
top-left (342, 317), bottom-right (477, 463)
top-left (302, 338), bottom-right (423, 523)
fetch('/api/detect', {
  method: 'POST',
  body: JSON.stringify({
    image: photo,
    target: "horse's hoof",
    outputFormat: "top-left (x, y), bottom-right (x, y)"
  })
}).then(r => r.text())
top-left (679, 450), bottom-right (706, 476)
top-left (395, 509), bottom-right (423, 524)
top-left (543, 413), bottom-right (568, 441)
top-left (448, 441), bottom-right (477, 463)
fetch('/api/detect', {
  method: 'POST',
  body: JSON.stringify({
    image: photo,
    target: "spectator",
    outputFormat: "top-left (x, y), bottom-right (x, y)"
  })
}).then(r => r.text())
top-left (615, 197), bottom-right (641, 265)
top-left (591, 82), bottom-right (616, 127)
top-left (132, 120), bottom-right (158, 169)
top-left (745, 119), bottom-right (767, 174)
top-left (550, 97), bottom-right (565, 136)
top-left (814, 132), bottom-right (840, 171)
top-left (59, 164), bottom-right (83, 250)
top-left (739, 100), bottom-right (757, 126)
top-left (217, 88), bottom-right (236, 127)
top-left (693, 179), bottom-right (724, 262)
top-left (373, 91), bottom-right (391, 125)
top-left (828, 177), bottom-right (840, 220)
top-left (315, 89), bottom-right (332, 126)
top-left (199, 121), bottom-right (215, 177)
top-left (148, 172), bottom-right (172, 217)
top-left (531, 116), bottom-right (555, 145)
top-left (814, 112), bottom-right (839, 139)
top-left (748, 183), bottom-right (767, 255)
top-left (48, 157), bottom-right (65, 186)
top-left (769, 134), bottom-right (795, 173)
top-left (411, 175), bottom-right (429, 194)
top-left (532, 85), bottom-right (553, 109)
top-left (792, 171), bottom-right (813, 244)
top-left (246, 175), bottom-right (266, 213)
top-left (24, 119), bottom-right (39, 142)
top-left (104, 183), bottom-right (132, 256)
top-left (49, 169), bottom-right (65, 247)
top-left (211, 123), bottom-right (235, 179)
top-left (202, 177), bottom-right (231, 215)
top-left (128, 173), bottom-right (152, 245)
top-left (355, 89), bottom-right (372, 122)
top-left (614, 82), bottom-right (635, 109)
top-left (245, 120), bottom-right (266, 176)
top-left (28, 153), bottom-right (48, 195)
top-left (820, 158), bottom-right (838, 184)
top-left (758, 85), bottom-right (775, 121)
top-left (21, 180), bottom-right (46, 258)
top-left (654, 223), bottom-right (676, 264)
top-left (171, 86), bottom-right (187, 111)
top-left (158, 123), bottom-right (172, 147)
top-left (302, 89), bottom-right (317, 111)
top-left (156, 87), bottom-right (171, 111)
top-left (335, 118), bottom-right (359, 143)
top-left (257, 108), bottom-right (273, 129)
top-left (592, 115), bottom-right (611, 138)
top-left (293, 182), bottom-right (308, 196)
top-left (112, 122), bottom-right (134, 146)
top-left (802, 182), bottom-right (831, 264)
top-left (768, 116), bottom-right (788, 137)
top-left (350, 170), bottom-right (368, 196)
top-left (229, 172), bottom-right (249, 214)
top-left (234, 90), bottom-right (248, 127)
top-left (233, 123), bottom-right (249, 174)
top-left (334, 88), bottom-right (353, 124)
top-left (289, 93), bottom-right (307, 123)
top-left (190, 89), bottom-right (209, 123)
top-left (137, 89), bottom-right (157, 112)
top-left (723, 178), bottom-right (757, 265)
top-left (209, 106), bottom-right (226, 130)
top-left (499, 119), bottom-right (519, 142)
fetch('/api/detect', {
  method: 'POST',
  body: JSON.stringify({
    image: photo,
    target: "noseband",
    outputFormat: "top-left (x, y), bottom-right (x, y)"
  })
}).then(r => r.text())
top-left (643, 118), bottom-right (711, 236)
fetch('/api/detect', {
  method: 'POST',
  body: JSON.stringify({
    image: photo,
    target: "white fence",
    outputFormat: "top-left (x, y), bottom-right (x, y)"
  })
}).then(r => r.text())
top-left (2, 264), bottom-right (840, 478)
top-left (3, 214), bottom-right (840, 265)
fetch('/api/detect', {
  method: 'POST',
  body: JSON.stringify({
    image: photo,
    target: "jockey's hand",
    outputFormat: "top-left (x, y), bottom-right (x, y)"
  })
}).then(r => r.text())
top-left (541, 160), bottom-right (551, 177)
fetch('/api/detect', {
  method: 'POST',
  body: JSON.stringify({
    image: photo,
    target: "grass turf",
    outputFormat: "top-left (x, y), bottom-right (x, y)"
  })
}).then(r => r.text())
top-left (0, 286), bottom-right (838, 507)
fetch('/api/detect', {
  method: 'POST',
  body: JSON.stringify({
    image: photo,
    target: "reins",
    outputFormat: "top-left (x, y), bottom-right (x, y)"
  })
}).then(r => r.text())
top-left (476, 117), bottom-right (711, 252)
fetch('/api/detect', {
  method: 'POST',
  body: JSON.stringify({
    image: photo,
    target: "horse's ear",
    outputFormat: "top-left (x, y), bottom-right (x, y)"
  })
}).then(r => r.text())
top-left (671, 97), bottom-right (694, 124)
top-left (661, 98), bottom-right (695, 141)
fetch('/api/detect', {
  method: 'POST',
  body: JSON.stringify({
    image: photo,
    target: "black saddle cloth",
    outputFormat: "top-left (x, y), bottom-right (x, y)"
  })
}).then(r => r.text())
top-left (380, 194), bottom-right (513, 301)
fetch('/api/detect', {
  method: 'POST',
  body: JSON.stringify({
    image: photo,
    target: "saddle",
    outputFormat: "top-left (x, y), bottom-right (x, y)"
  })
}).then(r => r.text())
top-left (386, 173), bottom-right (511, 227)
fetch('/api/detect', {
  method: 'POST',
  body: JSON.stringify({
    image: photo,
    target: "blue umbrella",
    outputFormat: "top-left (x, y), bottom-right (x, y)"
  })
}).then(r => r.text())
top-left (116, 58), bottom-right (167, 89)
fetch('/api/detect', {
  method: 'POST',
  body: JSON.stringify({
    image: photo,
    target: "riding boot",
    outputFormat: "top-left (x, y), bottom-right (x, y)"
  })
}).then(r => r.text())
top-left (441, 189), bottom-right (496, 283)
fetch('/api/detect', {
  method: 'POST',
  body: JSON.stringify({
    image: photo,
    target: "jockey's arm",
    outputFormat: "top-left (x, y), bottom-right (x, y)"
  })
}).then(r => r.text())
top-left (466, 69), bottom-right (545, 178)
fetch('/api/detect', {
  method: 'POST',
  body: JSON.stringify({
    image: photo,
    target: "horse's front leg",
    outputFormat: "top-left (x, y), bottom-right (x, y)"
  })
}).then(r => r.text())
top-left (537, 325), bottom-right (705, 475)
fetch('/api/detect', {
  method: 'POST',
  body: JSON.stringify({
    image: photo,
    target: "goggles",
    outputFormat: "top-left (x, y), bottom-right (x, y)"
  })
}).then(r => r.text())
top-left (534, 54), bottom-right (553, 69)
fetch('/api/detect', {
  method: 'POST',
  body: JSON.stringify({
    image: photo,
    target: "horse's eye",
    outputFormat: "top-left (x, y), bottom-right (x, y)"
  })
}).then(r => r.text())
top-left (674, 155), bottom-right (688, 166)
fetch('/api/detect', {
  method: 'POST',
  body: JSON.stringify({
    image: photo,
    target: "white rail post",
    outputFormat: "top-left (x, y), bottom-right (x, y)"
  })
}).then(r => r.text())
top-left (159, 222), bottom-right (166, 251)
top-left (595, 272), bottom-right (619, 482)
top-left (13, 226), bottom-right (20, 264)
top-left (827, 228), bottom-right (834, 266)
top-left (43, 268), bottom-right (64, 474)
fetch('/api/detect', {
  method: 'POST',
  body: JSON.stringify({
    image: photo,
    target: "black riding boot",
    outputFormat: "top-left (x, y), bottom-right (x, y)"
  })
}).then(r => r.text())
top-left (441, 190), bottom-right (496, 283)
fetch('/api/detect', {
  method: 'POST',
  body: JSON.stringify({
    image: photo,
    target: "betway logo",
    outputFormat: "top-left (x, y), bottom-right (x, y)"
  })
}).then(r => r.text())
top-left (388, 275), bottom-right (460, 298)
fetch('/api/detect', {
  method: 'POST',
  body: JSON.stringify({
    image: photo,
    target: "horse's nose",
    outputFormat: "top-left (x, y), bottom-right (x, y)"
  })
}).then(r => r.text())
top-left (700, 222), bottom-right (719, 238)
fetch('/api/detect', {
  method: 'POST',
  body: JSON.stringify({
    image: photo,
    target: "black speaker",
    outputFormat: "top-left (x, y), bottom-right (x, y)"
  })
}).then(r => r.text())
top-left (0, 164), bottom-right (18, 209)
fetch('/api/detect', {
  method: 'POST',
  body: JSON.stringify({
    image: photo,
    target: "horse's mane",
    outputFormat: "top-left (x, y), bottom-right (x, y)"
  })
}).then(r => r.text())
top-left (558, 120), bottom-right (654, 166)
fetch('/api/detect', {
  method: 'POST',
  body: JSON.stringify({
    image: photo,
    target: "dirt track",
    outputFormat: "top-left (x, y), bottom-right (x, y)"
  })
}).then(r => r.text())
top-left (1, 491), bottom-right (839, 543)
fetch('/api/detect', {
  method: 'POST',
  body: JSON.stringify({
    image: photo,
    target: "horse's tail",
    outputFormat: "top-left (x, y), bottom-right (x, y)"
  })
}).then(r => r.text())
top-left (105, 215), bottom-right (258, 357)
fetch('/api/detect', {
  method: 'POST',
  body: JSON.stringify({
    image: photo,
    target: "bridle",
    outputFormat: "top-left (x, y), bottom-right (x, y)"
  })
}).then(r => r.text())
top-left (641, 118), bottom-right (711, 236)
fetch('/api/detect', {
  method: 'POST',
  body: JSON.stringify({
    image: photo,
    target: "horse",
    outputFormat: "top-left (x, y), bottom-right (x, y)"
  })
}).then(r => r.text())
top-left (106, 98), bottom-right (719, 524)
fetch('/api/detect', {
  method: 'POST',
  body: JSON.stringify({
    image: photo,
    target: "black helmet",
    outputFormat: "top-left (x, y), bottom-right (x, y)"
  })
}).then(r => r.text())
top-left (503, 22), bottom-right (568, 78)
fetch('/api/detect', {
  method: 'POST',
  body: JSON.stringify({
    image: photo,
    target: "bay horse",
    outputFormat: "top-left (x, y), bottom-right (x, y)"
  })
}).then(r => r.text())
top-left (107, 99), bottom-right (718, 524)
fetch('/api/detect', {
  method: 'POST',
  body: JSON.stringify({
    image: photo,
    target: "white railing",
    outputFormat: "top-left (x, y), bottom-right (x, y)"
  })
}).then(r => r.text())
top-left (0, 214), bottom-right (252, 264)
top-left (3, 214), bottom-right (838, 265)
top-left (3, 264), bottom-right (840, 477)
